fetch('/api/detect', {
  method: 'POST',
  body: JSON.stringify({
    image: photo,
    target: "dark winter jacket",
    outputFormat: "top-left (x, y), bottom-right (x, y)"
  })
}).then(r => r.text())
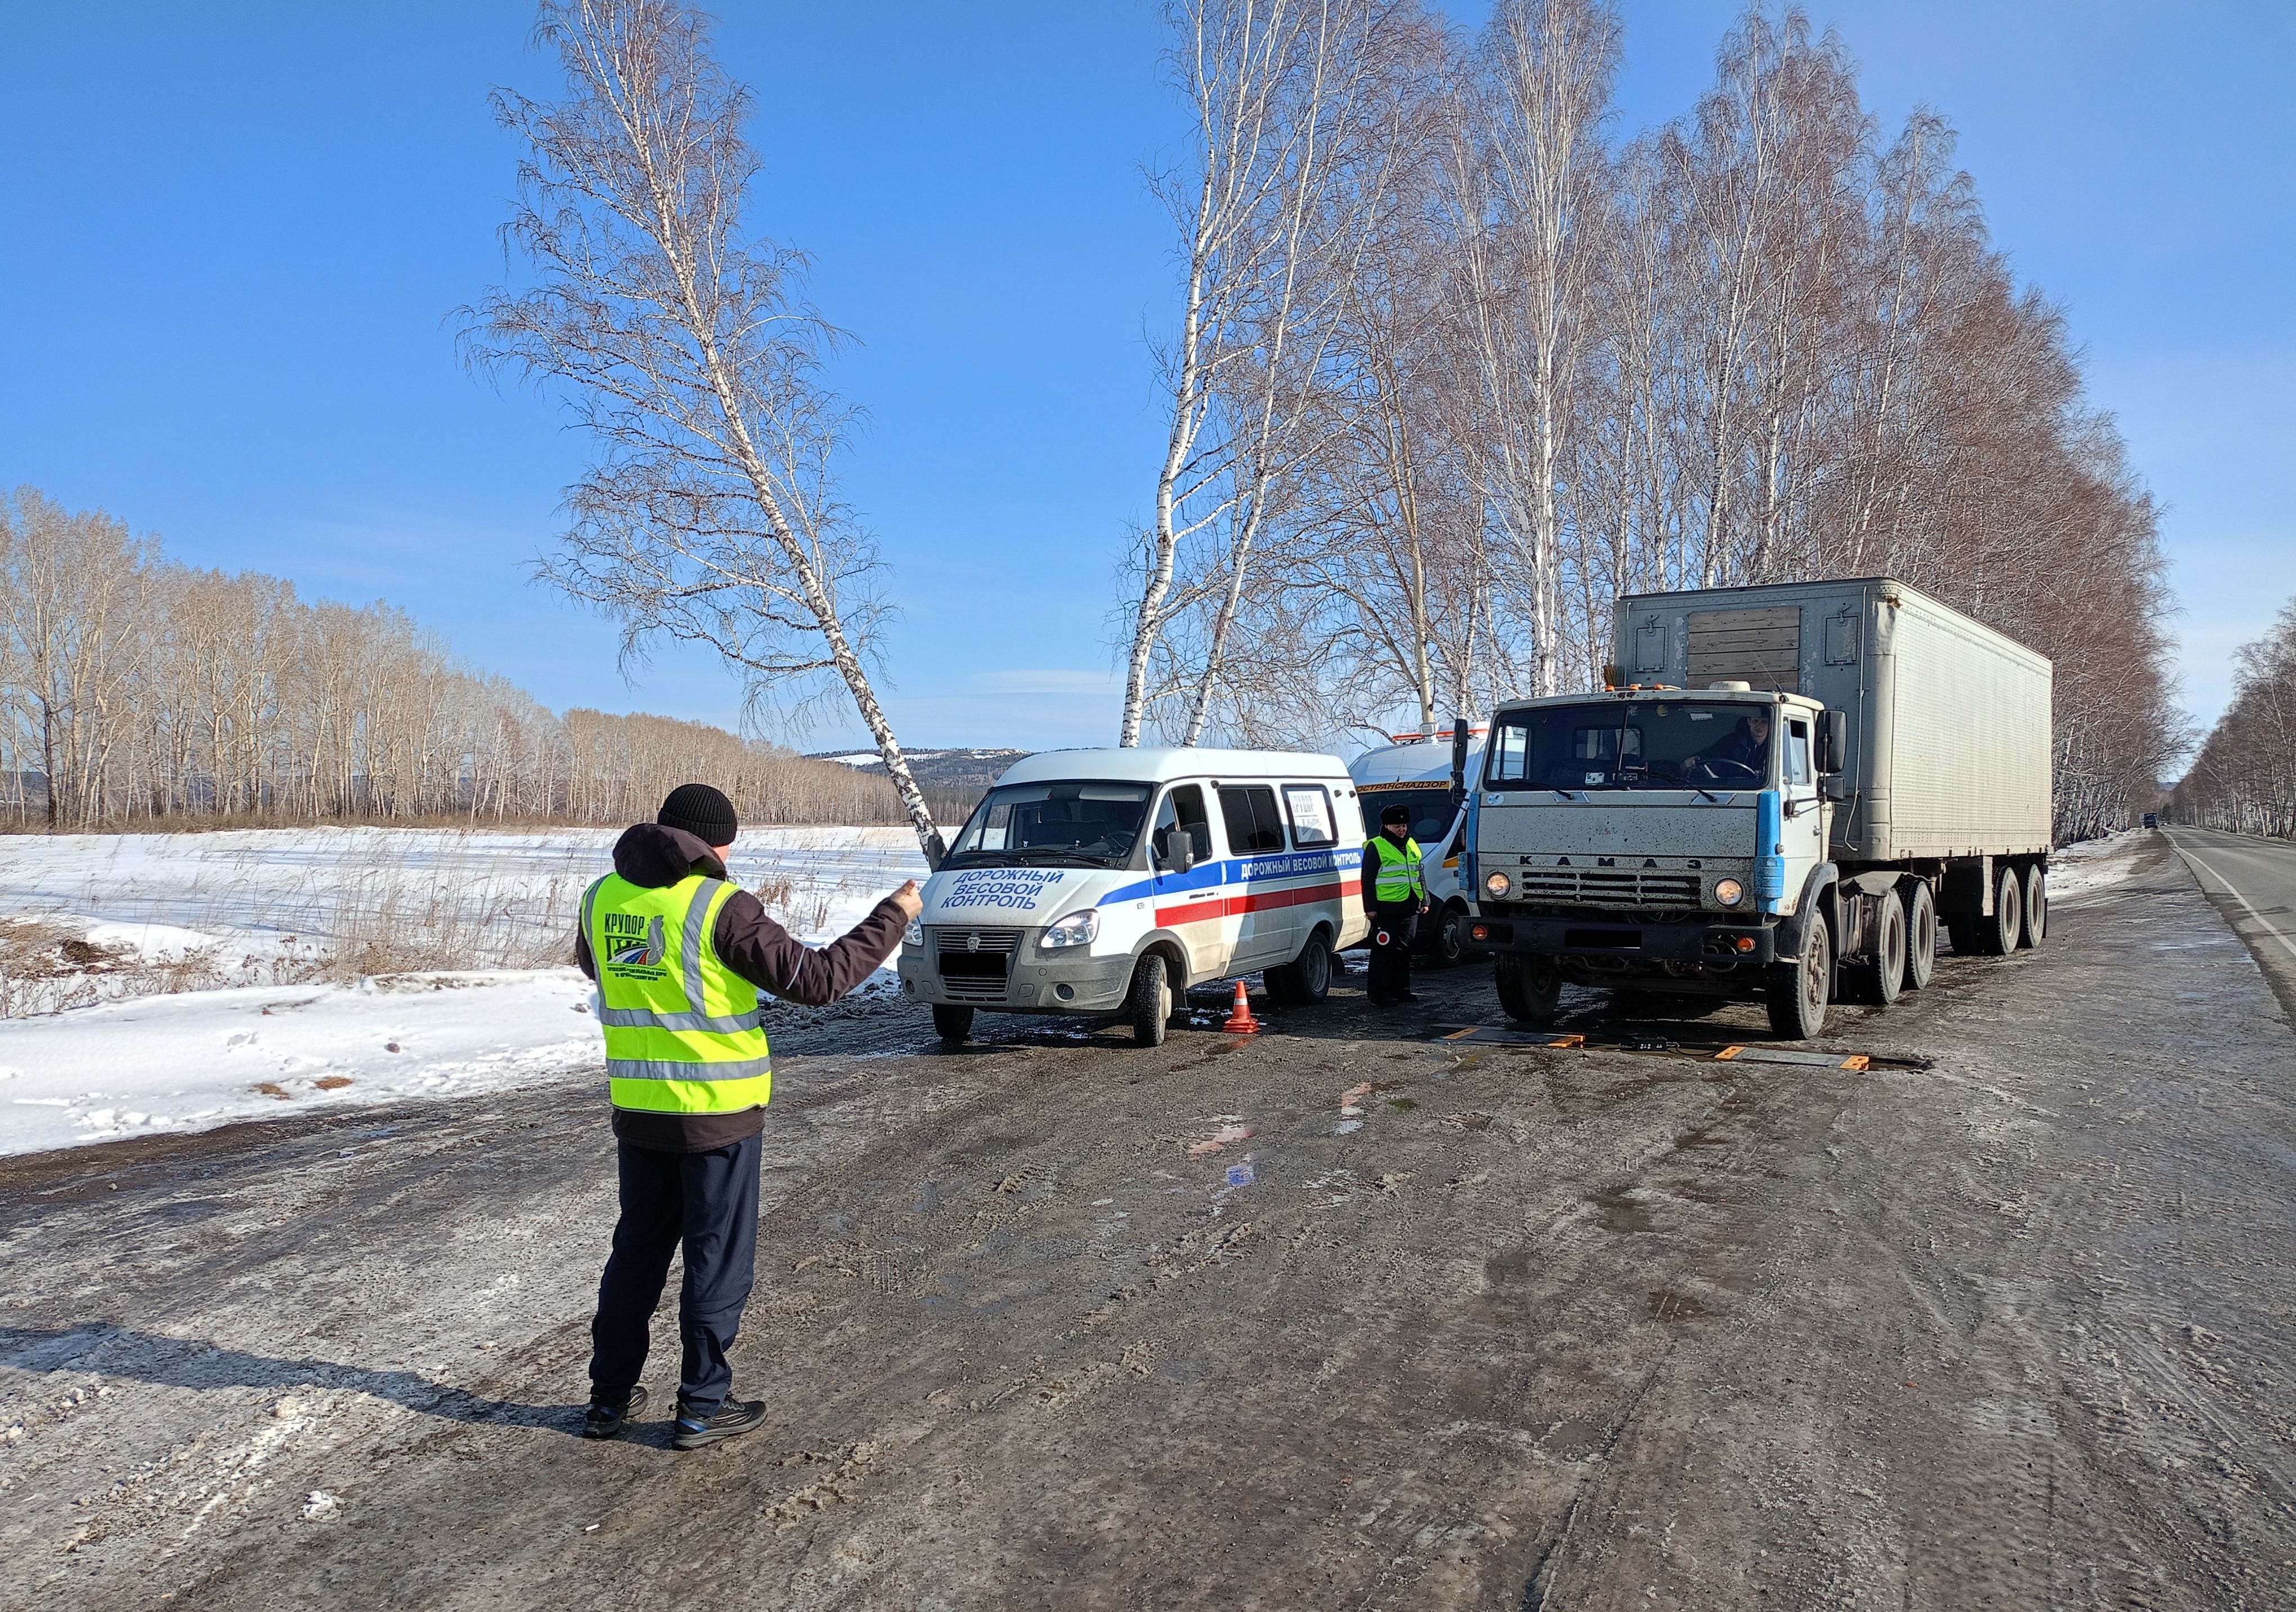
top-left (576, 822), bottom-right (908, 1152)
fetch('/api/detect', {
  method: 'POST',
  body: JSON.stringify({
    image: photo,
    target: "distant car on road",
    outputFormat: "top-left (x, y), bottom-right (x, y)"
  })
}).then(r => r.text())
top-left (2143, 813), bottom-right (2159, 829)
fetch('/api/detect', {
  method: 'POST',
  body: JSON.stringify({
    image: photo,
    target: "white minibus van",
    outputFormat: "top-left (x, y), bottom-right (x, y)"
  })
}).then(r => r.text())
top-left (898, 749), bottom-right (1371, 1047)
top-left (1348, 726), bottom-right (1485, 966)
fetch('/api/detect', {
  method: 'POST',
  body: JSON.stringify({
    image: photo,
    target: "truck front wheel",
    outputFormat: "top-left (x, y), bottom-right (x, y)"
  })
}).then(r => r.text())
top-left (931, 1005), bottom-right (975, 1046)
top-left (1767, 918), bottom-right (1832, 1040)
top-left (1494, 954), bottom-right (1561, 1026)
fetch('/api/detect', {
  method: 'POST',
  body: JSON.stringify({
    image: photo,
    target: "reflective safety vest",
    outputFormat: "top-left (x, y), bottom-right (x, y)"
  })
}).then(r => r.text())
top-left (1367, 834), bottom-right (1426, 906)
top-left (582, 872), bottom-right (771, 1114)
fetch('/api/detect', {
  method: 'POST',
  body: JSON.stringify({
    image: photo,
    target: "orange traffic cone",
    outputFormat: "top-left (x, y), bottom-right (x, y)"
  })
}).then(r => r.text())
top-left (1222, 979), bottom-right (1262, 1035)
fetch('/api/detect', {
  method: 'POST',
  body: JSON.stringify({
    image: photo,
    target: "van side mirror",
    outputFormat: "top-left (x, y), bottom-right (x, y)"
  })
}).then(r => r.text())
top-left (1156, 831), bottom-right (1195, 876)
top-left (1818, 709), bottom-right (1847, 774)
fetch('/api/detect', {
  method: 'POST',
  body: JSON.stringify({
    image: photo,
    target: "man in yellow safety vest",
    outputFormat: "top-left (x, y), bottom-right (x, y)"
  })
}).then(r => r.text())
top-left (1362, 800), bottom-right (1429, 1008)
top-left (575, 782), bottom-right (922, 1449)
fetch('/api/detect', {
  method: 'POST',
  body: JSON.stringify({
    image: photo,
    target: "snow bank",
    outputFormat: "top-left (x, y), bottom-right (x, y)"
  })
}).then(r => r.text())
top-left (2047, 830), bottom-right (2149, 904)
top-left (0, 970), bottom-right (599, 1156)
top-left (0, 825), bottom-right (931, 1156)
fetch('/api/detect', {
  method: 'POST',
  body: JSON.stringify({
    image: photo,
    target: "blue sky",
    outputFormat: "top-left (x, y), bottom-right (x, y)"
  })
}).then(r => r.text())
top-left (3, 2), bottom-right (2288, 756)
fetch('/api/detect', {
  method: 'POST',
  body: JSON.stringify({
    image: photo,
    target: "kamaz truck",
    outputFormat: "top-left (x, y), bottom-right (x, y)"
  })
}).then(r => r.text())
top-left (1460, 578), bottom-right (2053, 1038)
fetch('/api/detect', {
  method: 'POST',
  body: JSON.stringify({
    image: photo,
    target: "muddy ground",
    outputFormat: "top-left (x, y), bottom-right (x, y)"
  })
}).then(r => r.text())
top-left (3, 834), bottom-right (2291, 1610)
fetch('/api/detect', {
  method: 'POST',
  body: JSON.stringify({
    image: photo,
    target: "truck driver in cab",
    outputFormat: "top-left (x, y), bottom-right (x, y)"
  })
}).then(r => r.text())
top-left (1685, 705), bottom-right (1772, 782)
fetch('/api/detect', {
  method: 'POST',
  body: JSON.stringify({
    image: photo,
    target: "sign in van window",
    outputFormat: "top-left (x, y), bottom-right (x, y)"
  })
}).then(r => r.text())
top-left (1218, 786), bottom-right (1286, 853)
top-left (1282, 785), bottom-right (1337, 848)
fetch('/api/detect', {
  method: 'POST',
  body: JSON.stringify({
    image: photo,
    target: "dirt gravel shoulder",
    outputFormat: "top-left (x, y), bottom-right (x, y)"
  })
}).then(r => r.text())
top-left (2, 836), bottom-right (2291, 1609)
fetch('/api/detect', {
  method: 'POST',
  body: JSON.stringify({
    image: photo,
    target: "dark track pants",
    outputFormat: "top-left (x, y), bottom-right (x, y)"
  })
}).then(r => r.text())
top-left (588, 1133), bottom-right (761, 1417)
top-left (1367, 904), bottom-right (1417, 1003)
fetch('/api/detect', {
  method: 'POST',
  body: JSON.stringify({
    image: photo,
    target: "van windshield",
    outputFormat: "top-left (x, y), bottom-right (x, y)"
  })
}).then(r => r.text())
top-left (1484, 702), bottom-right (1775, 792)
top-left (943, 781), bottom-right (1154, 870)
top-left (1358, 787), bottom-right (1455, 845)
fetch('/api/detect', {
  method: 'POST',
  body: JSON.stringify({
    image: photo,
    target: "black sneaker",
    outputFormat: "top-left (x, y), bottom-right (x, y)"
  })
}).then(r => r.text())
top-left (582, 1383), bottom-right (648, 1440)
top-left (672, 1397), bottom-right (768, 1450)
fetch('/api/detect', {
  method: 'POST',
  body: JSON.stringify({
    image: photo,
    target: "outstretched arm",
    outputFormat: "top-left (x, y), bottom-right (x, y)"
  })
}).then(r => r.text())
top-left (714, 881), bottom-right (923, 1005)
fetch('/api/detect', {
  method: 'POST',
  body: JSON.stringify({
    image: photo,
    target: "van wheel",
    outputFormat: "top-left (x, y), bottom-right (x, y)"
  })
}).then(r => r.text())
top-left (1979, 864), bottom-right (2023, 955)
top-left (1428, 904), bottom-right (1469, 968)
top-left (2020, 865), bottom-right (2046, 947)
top-left (931, 1005), bottom-right (974, 1046)
top-left (1494, 954), bottom-right (1560, 1026)
top-left (1766, 917), bottom-right (1831, 1040)
top-left (1902, 880), bottom-right (1937, 990)
top-left (1858, 894), bottom-right (1907, 1006)
top-left (1128, 953), bottom-right (1173, 1048)
top-left (1267, 930), bottom-right (1333, 1005)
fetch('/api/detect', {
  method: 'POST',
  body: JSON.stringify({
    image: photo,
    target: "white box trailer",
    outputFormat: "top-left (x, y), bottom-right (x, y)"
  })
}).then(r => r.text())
top-left (1612, 577), bottom-right (2052, 863)
top-left (1464, 577), bottom-right (2054, 1038)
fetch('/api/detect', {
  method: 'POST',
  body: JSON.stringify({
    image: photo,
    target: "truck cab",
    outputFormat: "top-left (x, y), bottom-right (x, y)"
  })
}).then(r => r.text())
top-left (1465, 684), bottom-right (1842, 1032)
top-left (1464, 577), bottom-right (2053, 1041)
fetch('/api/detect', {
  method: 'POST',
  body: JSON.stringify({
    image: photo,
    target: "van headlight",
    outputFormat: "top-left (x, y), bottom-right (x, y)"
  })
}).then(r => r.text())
top-left (1041, 910), bottom-right (1100, 949)
top-left (1484, 871), bottom-right (1512, 898)
top-left (1714, 877), bottom-right (1745, 907)
top-left (904, 918), bottom-right (924, 947)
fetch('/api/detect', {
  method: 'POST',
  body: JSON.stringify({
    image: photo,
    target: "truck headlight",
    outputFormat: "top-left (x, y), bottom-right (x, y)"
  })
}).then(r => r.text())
top-left (1714, 878), bottom-right (1745, 907)
top-left (1484, 871), bottom-right (1512, 898)
top-left (1041, 910), bottom-right (1100, 949)
top-left (904, 918), bottom-right (924, 947)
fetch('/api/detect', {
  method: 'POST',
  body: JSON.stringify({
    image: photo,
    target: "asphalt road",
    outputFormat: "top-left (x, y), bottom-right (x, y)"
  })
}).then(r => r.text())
top-left (3, 832), bottom-right (2293, 1610)
top-left (2167, 826), bottom-right (2296, 1019)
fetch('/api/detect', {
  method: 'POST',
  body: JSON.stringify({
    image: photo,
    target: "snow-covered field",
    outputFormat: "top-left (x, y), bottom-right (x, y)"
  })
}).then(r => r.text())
top-left (0, 826), bottom-right (928, 1156)
top-left (0, 825), bottom-right (2146, 1160)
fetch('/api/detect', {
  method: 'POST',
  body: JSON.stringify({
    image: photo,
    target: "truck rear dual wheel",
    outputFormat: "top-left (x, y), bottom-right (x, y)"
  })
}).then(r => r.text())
top-left (1494, 954), bottom-right (1561, 1026)
top-left (1977, 865), bottom-right (2024, 955)
top-left (1855, 894), bottom-right (1908, 1006)
top-left (1902, 881), bottom-right (1937, 991)
top-left (1766, 917), bottom-right (1832, 1040)
top-left (2020, 865), bottom-right (2047, 947)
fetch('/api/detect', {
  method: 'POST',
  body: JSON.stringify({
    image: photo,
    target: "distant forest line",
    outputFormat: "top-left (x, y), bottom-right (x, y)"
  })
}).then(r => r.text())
top-left (0, 489), bottom-right (979, 834)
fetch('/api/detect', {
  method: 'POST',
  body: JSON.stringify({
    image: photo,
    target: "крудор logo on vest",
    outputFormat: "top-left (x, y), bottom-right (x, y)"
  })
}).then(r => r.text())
top-left (603, 912), bottom-right (667, 971)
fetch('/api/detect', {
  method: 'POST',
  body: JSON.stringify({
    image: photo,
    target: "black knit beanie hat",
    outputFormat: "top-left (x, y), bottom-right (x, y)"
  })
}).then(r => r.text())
top-left (658, 783), bottom-right (739, 847)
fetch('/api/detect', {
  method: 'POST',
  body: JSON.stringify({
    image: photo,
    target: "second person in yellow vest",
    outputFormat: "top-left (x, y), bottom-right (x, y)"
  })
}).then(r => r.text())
top-left (1362, 800), bottom-right (1429, 1008)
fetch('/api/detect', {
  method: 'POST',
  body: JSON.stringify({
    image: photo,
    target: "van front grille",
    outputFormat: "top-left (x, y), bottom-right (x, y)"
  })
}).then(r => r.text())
top-left (1514, 870), bottom-right (1703, 907)
top-left (932, 926), bottom-right (1025, 1002)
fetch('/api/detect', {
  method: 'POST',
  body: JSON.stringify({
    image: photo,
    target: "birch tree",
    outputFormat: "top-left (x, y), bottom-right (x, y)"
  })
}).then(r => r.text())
top-left (462, 0), bottom-right (944, 861)
top-left (1447, 0), bottom-right (1620, 697)
top-left (1122, 0), bottom-right (1423, 746)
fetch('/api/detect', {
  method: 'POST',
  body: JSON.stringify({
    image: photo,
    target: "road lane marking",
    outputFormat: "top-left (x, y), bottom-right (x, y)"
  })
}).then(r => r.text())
top-left (2174, 839), bottom-right (2296, 964)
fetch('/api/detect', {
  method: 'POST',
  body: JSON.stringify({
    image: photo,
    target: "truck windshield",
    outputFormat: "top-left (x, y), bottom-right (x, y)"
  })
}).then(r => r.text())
top-left (1484, 702), bottom-right (1774, 791)
top-left (1357, 787), bottom-right (1455, 844)
top-left (943, 781), bottom-right (1154, 869)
